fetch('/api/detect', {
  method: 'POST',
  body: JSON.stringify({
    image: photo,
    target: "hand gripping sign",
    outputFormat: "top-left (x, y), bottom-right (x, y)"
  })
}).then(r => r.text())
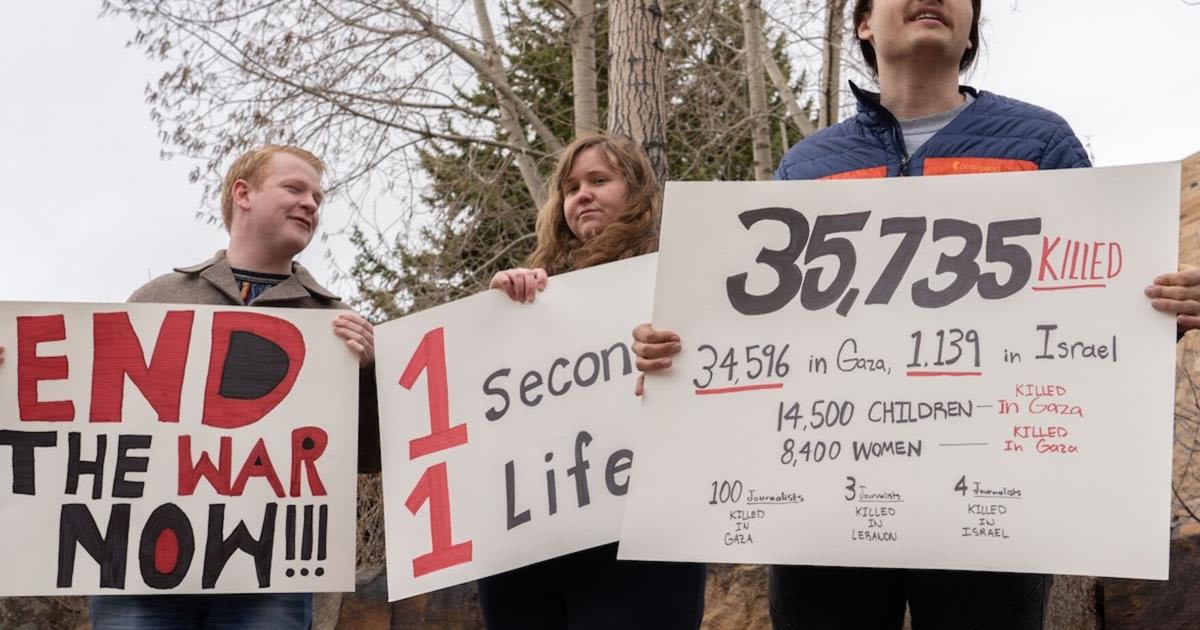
top-left (375, 255), bottom-right (653, 601)
top-left (0, 303), bottom-right (359, 595)
top-left (619, 163), bottom-right (1180, 579)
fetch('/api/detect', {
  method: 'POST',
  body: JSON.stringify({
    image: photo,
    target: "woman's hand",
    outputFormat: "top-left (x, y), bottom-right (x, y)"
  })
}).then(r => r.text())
top-left (632, 323), bottom-right (681, 395)
top-left (490, 268), bottom-right (548, 303)
top-left (1145, 268), bottom-right (1200, 333)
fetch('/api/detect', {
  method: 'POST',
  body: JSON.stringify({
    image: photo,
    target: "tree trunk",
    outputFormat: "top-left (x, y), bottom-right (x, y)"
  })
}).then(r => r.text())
top-left (607, 0), bottom-right (668, 182)
top-left (571, 0), bottom-right (600, 137)
top-left (818, 0), bottom-right (849, 129)
top-left (472, 0), bottom-right (548, 206)
top-left (757, 18), bottom-right (815, 139)
top-left (740, 0), bottom-right (773, 181)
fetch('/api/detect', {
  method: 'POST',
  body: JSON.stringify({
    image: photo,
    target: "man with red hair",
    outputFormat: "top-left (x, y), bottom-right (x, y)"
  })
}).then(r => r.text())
top-left (85, 144), bottom-right (381, 629)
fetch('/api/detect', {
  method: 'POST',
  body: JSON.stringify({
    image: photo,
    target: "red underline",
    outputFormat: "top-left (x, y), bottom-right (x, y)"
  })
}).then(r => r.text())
top-left (905, 371), bottom-right (983, 377)
top-left (695, 382), bottom-right (785, 396)
top-left (1030, 283), bottom-right (1107, 291)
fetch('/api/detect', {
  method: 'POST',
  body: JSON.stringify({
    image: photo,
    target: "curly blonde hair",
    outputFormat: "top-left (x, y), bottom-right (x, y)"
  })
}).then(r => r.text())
top-left (526, 134), bottom-right (660, 274)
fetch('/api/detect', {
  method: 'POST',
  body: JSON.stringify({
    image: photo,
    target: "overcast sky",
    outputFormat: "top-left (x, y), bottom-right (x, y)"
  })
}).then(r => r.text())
top-left (1, 1), bottom-right (1197, 304)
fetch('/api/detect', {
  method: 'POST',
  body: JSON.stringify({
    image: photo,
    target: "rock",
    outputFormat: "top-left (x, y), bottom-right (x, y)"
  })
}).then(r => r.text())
top-left (1047, 575), bottom-right (1100, 630)
top-left (314, 592), bottom-right (343, 630)
top-left (388, 581), bottom-right (483, 629)
top-left (335, 565), bottom-right (391, 630)
top-left (701, 564), bottom-right (770, 629)
top-left (1100, 535), bottom-right (1200, 629)
top-left (334, 564), bottom-right (486, 629)
top-left (0, 596), bottom-right (86, 630)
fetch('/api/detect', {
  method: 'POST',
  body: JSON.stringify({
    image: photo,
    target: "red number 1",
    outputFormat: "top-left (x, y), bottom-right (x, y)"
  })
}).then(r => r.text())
top-left (405, 462), bottom-right (473, 577)
top-left (400, 327), bottom-right (468, 459)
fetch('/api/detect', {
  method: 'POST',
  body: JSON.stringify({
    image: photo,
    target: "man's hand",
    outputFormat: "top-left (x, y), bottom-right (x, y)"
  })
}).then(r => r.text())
top-left (334, 313), bottom-right (375, 366)
top-left (1145, 268), bottom-right (1200, 332)
top-left (490, 268), bottom-right (548, 303)
top-left (631, 323), bottom-right (681, 396)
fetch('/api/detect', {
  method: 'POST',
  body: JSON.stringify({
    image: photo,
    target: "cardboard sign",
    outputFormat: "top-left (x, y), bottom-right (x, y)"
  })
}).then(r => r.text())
top-left (375, 255), bottom-right (653, 601)
top-left (619, 163), bottom-right (1179, 579)
top-left (0, 302), bottom-right (360, 595)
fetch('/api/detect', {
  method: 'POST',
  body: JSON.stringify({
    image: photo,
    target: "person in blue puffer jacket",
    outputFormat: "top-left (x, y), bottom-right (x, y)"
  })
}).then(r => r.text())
top-left (633, 0), bottom-right (1200, 628)
top-left (775, 4), bottom-right (1090, 182)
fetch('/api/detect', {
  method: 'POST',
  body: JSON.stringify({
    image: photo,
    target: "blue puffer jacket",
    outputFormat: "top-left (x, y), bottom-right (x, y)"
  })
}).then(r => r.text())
top-left (776, 82), bottom-right (1091, 181)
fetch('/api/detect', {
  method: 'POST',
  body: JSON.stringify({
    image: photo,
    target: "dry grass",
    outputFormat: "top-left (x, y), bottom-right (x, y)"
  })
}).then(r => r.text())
top-left (356, 474), bottom-right (387, 570)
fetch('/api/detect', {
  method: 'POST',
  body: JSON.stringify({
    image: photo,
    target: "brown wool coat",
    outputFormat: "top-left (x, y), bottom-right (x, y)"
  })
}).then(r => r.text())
top-left (129, 250), bottom-right (381, 474)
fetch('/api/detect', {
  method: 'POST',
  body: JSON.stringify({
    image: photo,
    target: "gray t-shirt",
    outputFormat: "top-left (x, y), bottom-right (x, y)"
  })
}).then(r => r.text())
top-left (899, 93), bottom-right (976, 155)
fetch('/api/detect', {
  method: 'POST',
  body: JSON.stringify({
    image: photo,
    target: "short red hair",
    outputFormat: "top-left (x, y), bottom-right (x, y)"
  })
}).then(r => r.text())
top-left (220, 145), bottom-right (325, 230)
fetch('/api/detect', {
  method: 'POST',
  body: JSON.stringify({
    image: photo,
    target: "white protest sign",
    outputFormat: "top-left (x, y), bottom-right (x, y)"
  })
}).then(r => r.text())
top-left (375, 255), bottom-right (653, 601)
top-left (619, 163), bottom-right (1179, 579)
top-left (0, 302), bottom-right (359, 595)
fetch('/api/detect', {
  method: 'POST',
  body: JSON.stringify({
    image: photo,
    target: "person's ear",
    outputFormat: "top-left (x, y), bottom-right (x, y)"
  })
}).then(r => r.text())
top-left (232, 179), bottom-right (253, 212)
top-left (856, 12), bottom-right (874, 44)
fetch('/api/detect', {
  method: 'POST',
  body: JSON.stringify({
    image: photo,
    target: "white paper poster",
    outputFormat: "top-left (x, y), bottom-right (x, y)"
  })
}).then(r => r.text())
top-left (376, 255), bottom-right (654, 601)
top-left (0, 302), bottom-right (360, 595)
top-left (619, 163), bottom-right (1179, 579)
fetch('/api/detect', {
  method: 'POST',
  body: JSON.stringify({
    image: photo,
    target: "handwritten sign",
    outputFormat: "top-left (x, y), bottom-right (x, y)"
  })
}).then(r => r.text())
top-left (375, 255), bottom-right (653, 601)
top-left (0, 302), bottom-right (360, 595)
top-left (619, 163), bottom-right (1179, 579)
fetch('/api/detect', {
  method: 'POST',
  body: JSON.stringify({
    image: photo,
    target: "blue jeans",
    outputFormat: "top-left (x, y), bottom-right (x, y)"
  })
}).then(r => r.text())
top-left (89, 593), bottom-right (312, 630)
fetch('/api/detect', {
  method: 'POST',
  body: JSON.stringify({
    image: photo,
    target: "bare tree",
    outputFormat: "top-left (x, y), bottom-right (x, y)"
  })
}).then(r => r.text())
top-left (1174, 340), bottom-right (1200, 533)
top-left (608, 0), bottom-right (668, 181)
top-left (454, 0), bottom-right (549, 205)
top-left (104, 0), bottom-right (862, 320)
top-left (102, 0), bottom-right (562, 222)
top-left (570, 0), bottom-right (601, 137)
top-left (763, 0), bottom-right (862, 129)
top-left (740, 0), bottom-right (773, 181)
top-left (759, 21), bottom-right (816, 137)
top-left (818, 0), bottom-right (849, 128)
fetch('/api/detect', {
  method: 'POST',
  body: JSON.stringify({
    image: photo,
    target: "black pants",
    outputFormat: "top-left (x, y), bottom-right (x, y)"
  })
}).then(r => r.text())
top-left (769, 565), bottom-right (1050, 630)
top-left (477, 543), bottom-right (706, 630)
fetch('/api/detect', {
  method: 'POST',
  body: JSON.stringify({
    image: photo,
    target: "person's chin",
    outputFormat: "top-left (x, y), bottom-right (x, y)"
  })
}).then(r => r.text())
top-left (583, 224), bottom-right (607, 241)
top-left (279, 230), bottom-right (314, 256)
top-left (907, 29), bottom-right (958, 48)
top-left (570, 221), bottom-right (593, 240)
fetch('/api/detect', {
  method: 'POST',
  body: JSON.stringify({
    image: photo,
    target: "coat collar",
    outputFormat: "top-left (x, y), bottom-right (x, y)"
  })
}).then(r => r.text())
top-left (849, 80), bottom-right (982, 127)
top-left (175, 250), bottom-right (341, 304)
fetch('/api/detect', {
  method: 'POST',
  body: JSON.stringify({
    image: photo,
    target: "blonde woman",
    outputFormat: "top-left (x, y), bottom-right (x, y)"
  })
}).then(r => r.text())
top-left (484, 134), bottom-right (705, 630)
